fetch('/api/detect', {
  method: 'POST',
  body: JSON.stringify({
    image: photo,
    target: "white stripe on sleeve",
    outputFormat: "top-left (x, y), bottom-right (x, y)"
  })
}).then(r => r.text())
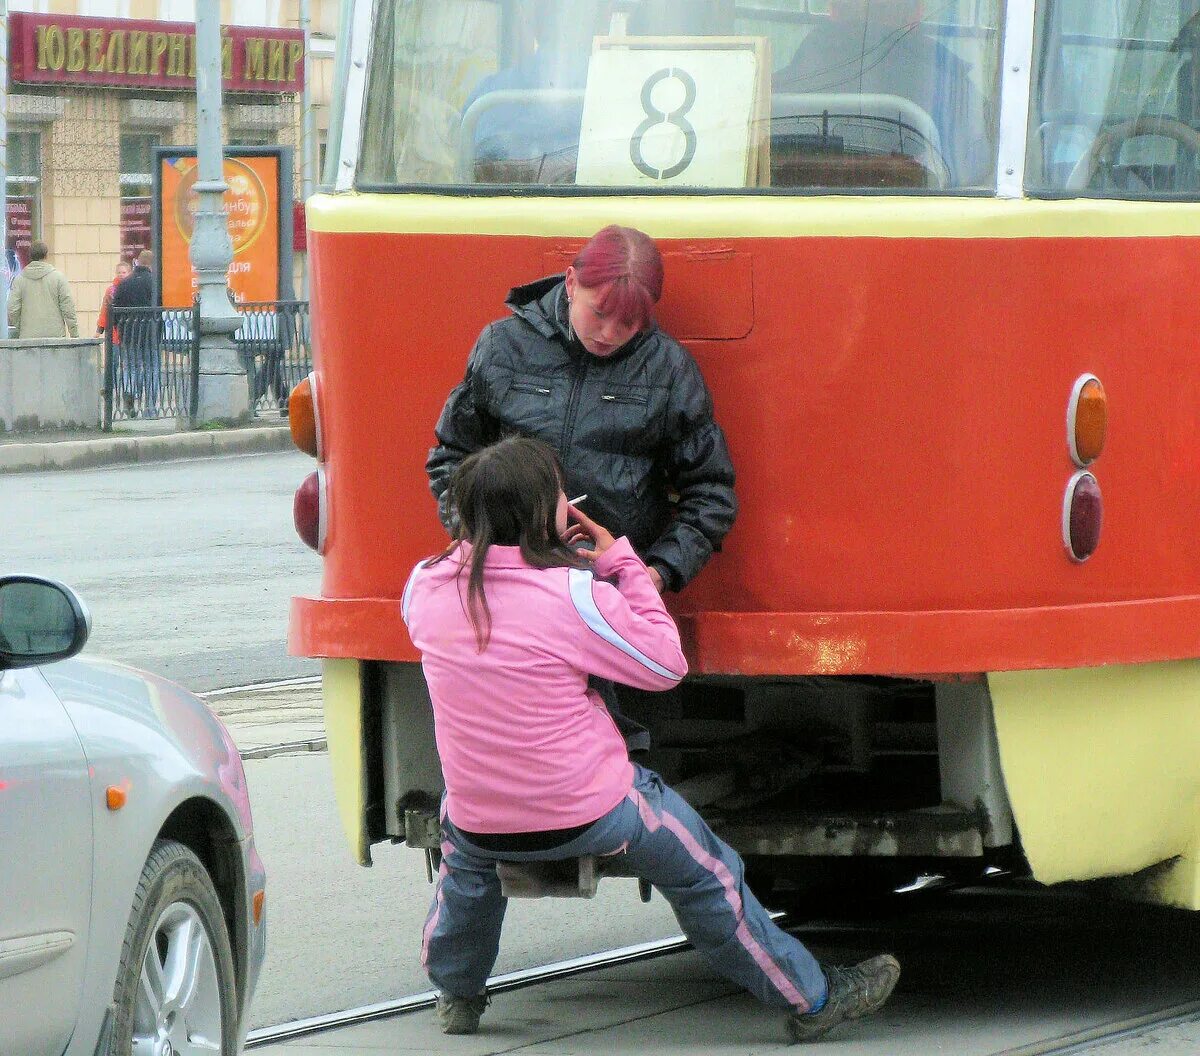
top-left (568, 568), bottom-right (684, 681)
top-left (401, 560), bottom-right (429, 625)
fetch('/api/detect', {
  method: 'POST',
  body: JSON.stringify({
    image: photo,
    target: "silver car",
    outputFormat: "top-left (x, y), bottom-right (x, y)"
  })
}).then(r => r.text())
top-left (0, 574), bottom-right (266, 1055)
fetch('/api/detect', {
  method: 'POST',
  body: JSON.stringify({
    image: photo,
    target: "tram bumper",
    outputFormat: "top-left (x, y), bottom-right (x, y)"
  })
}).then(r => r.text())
top-left (990, 661), bottom-right (1200, 910)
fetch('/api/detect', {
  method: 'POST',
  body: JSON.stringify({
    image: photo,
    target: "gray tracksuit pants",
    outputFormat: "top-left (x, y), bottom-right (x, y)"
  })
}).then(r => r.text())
top-left (421, 765), bottom-right (827, 1011)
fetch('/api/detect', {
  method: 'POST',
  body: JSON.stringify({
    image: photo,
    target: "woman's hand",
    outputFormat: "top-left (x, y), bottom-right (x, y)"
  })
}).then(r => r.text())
top-left (562, 504), bottom-right (616, 559)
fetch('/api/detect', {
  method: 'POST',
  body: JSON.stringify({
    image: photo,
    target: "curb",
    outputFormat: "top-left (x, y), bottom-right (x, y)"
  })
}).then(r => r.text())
top-left (0, 424), bottom-right (294, 474)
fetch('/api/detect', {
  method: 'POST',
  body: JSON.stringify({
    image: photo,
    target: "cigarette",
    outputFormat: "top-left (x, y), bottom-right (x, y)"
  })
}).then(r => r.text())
top-left (568, 493), bottom-right (588, 506)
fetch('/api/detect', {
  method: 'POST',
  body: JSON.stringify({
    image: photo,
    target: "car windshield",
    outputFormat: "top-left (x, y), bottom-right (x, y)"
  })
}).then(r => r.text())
top-left (1028, 0), bottom-right (1200, 197)
top-left (358, 0), bottom-right (1005, 193)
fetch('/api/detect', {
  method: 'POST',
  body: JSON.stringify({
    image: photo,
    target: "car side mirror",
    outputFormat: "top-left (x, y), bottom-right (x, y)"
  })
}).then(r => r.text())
top-left (0, 575), bottom-right (91, 670)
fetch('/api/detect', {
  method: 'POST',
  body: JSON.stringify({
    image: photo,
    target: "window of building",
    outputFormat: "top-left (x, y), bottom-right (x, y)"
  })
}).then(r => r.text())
top-left (7, 130), bottom-right (42, 268)
top-left (159, 0), bottom-right (196, 19)
top-left (228, 0), bottom-right (281, 27)
top-left (79, 0), bottom-right (132, 16)
top-left (120, 133), bottom-right (158, 264)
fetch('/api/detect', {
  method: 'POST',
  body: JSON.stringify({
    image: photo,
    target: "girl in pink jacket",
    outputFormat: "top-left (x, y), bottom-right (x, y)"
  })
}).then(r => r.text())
top-left (403, 437), bottom-right (899, 1043)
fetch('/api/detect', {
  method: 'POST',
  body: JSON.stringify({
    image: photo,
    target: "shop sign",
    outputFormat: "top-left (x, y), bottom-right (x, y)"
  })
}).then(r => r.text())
top-left (121, 198), bottom-right (152, 264)
top-left (9, 12), bottom-right (304, 93)
top-left (6, 198), bottom-right (34, 267)
top-left (157, 148), bottom-right (291, 309)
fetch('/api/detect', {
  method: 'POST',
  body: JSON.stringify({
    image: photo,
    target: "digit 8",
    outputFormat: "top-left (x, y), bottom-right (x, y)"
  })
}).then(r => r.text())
top-left (629, 67), bottom-right (698, 180)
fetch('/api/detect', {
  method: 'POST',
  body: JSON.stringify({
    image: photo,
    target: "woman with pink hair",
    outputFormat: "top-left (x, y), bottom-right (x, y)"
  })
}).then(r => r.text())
top-left (427, 224), bottom-right (738, 753)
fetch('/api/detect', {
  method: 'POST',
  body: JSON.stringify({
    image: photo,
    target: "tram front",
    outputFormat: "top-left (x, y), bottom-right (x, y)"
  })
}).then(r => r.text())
top-left (291, 0), bottom-right (1200, 911)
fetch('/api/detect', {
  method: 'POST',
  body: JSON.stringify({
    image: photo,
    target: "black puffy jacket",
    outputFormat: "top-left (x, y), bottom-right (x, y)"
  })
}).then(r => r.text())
top-left (426, 276), bottom-right (737, 592)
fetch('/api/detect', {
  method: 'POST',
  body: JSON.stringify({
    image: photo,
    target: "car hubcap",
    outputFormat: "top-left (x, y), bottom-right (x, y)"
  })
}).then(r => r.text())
top-left (131, 901), bottom-right (223, 1055)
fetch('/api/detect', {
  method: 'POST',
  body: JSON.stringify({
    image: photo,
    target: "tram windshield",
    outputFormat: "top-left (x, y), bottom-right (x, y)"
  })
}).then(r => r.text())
top-left (357, 0), bottom-right (1004, 193)
top-left (1029, 0), bottom-right (1200, 197)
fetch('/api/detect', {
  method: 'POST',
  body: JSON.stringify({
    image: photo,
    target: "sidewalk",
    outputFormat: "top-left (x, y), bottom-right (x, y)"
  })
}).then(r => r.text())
top-left (0, 418), bottom-right (294, 473)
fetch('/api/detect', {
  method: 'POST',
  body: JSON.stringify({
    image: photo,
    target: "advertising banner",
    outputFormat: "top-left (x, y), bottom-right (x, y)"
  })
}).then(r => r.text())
top-left (157, 148), bottom-right (291, 308)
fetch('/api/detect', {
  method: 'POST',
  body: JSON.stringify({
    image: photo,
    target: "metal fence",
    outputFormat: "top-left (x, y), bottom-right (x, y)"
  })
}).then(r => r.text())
top-left (104, 301), bottom-right (311, 428)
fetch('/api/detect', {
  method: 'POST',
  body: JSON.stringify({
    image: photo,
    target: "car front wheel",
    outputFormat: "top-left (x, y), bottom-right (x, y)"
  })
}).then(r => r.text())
top-left (108, 839), bottom-right (238, 1056)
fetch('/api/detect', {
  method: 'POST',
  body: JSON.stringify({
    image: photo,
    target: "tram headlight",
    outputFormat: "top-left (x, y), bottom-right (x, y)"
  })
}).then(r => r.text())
top-left (1063, 471), bottom-right (1102, 563)
top-left (1068, 374), bottom-right (1107, 467)
top-left (294, 467), bottom-right (328, 554)
top-left (288, 372), bottom-right (324, 460)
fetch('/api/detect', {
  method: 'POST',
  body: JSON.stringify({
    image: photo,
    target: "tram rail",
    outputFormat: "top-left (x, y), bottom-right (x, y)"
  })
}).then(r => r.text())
top-left (994, 1000), bottom-right (1200, 1056)
top-left (246, 911), bottom-right (1200, 1053)
top-left (244, 932), bottom-right (699, 1048)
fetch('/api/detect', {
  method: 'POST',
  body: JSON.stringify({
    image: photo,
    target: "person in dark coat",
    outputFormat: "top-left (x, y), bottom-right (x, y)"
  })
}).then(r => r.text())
top-left (111, 250), bottom-right (157, 415)
top-left (426, 225), bottom-right (737, 752)
top-left (427, 224), bottom-right (736, 592)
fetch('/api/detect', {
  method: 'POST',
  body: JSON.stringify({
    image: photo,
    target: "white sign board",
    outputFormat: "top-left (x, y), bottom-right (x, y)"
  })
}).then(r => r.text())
top-left (576, 47), bottom-right (761, 187)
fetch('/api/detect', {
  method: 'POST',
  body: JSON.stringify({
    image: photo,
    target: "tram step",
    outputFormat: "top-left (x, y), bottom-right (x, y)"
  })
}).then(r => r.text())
top-left (711, 804), bottom-right (984, 858)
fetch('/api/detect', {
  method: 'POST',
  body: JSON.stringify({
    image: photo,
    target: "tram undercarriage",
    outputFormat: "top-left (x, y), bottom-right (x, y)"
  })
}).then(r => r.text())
top-left (315, 658), bottom-right (1200, 912)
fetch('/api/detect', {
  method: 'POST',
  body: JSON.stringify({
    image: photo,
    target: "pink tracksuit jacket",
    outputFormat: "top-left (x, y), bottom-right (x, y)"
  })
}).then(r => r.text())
top-left (402, 537), bottom-right (688, 834)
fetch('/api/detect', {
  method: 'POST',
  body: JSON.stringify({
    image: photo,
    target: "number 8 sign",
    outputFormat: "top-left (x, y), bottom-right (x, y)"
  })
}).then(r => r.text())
top-left (577, 39), bottom-right (768, 188)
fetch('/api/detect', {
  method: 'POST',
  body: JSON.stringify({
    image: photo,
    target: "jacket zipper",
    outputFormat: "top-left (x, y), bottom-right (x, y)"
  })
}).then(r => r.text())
top-left (560, 357), bottom-right (589, 451)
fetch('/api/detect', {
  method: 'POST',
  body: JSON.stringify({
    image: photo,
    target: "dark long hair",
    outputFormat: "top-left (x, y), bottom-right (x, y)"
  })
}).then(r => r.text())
top-left (429, 437), bottom-right (585, 650)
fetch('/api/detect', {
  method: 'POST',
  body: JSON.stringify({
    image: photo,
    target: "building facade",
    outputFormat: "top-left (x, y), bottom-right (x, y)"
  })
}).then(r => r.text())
top-left (6, 0), bottom-right (338, 333)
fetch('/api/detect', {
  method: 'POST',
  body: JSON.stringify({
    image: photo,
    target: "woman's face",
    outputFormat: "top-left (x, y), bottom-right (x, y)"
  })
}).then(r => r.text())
top-left (116, 263), bottom-right (131, 281)
top-left (565, 267), bottom-right (641, 358)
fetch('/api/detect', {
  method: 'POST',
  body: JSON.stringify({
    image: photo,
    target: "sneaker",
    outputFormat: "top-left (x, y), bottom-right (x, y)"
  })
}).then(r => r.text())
top-left (436, 991), bottom-right (489, 1035)
top-left (787, 954), bottom-right (900, 1043)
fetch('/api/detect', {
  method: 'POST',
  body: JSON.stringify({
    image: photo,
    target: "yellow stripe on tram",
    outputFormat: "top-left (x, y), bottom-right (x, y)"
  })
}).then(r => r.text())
top-left (307, 192), bottom-right (1200, 240)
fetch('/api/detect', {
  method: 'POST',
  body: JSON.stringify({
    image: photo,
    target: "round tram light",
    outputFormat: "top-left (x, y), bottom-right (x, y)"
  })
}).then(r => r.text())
top-left (1062, 471), bottom-right (1102, 563)
top-left (288, 372), bottom-right (323, 460)
top-left (294, 467), bottom-right (328, 554)
top-left (1068, 374), bottom-right (1107, 467)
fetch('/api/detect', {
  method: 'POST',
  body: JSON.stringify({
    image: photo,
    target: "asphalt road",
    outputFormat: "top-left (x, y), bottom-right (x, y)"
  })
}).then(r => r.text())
top-left (3, 451), bottom-right (321, 690)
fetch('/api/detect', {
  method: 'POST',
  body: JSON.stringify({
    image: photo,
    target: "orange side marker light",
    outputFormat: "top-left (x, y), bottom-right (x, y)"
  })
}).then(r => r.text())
top-left (1068, 375), bottom-right (1107, 467)
top-left (253, 889), bottom-right (266, 926)
top-left (106, 784), bottom-right (129, 811)
top-left (289, 373), bottom-right (322, 459)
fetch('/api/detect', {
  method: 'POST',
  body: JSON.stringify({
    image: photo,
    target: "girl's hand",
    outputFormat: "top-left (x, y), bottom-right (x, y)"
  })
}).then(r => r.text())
top-left (563, 504), bottom-right (616, 559)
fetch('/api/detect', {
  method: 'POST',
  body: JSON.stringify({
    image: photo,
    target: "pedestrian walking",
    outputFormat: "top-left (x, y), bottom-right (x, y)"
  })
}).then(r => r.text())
top-left (405, 436), bottom-right (901, 1044)
top-left (427, 225), bottom-right (737, 754)
top-left (8, 241), bottom-right (79, 339)
top-left (97, 261), bottom-right (131, 338)
top-left (111, 250), bottom-right (157, 415)
top-left (97, 260), bottom-right (132, 404)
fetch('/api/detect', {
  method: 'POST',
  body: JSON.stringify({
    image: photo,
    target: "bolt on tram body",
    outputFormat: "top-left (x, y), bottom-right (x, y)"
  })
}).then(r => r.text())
top-left (288, 0), bottom-right (1200, 911)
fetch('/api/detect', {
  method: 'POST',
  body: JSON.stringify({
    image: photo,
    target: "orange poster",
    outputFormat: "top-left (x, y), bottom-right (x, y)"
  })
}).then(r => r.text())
top-left (160, 153), bottom-right (280, 308)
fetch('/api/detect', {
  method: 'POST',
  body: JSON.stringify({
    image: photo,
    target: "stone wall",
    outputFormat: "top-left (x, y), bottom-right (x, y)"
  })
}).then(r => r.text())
top-left (0, 339), bottom-right (103, 433)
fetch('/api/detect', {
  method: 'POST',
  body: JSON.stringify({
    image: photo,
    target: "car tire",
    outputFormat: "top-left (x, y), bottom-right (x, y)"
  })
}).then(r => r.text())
top-left (107, 838), bottom-right (238, 1056)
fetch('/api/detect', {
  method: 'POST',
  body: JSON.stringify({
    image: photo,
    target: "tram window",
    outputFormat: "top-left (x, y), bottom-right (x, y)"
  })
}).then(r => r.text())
top-left (357, 0), bottom-right (1004, 193)
top-left (1028, 1), bottom-right (1200, 198)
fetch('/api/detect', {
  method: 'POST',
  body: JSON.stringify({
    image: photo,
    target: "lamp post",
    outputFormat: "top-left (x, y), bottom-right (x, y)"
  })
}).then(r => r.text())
top-left (299, 0), bottom-right (316, 298)
top-left (191, 0), bottom-right (248, 425)
top-left (0, 0), bottom-right (10, 340)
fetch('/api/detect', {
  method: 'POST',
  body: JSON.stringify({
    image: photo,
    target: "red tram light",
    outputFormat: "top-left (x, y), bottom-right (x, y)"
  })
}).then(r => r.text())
top-left (294, 468), bottom-right (328, 554)
top-left (289, 372), bottom-right (323, 460)
top-left (1063, 471), bottom-right (1102, 562)
top-left (1068, 374), bottom-right (1107, 467)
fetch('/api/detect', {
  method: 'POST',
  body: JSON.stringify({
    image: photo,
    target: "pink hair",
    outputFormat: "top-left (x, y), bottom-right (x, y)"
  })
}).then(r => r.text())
top-left (571, 225), bottom-right (663, 330)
